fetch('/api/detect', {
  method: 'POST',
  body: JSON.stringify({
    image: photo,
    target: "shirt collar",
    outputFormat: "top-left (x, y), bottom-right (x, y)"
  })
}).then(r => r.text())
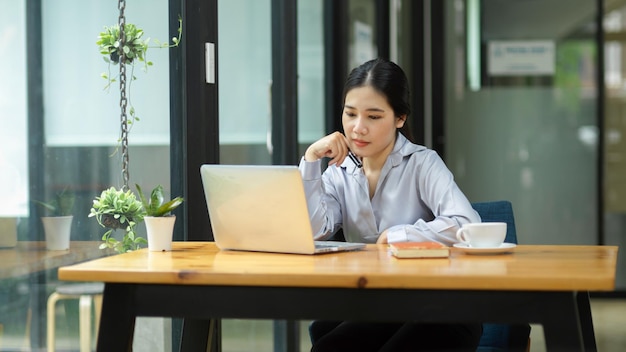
top-left (340, 133), bottom-right (426, 171)
top-left (388, 133), bottom-right (425, 167)
top-left (341, 155), bottom-right (361, 173)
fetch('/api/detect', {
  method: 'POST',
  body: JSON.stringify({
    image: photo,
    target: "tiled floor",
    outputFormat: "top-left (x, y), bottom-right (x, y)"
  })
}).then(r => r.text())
top-left (528, 298), bottom-right (626, 352)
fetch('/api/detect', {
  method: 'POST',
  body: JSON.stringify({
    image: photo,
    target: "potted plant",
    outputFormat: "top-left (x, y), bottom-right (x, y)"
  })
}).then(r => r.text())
top-left (136, 184), bottom-right (183, 252)
top-left (96, 17), bottom-right (182, 129)
top-left (89, 187), bottom-right (147, 253)
top-left (34, 188), bottom-right (75, 250)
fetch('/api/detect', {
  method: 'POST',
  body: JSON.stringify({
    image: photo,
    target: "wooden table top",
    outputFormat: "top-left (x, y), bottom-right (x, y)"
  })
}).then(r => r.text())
top-left (1, 241), bottom-right (114, 279)
top-left (58, 242), bottom-right (618, 292)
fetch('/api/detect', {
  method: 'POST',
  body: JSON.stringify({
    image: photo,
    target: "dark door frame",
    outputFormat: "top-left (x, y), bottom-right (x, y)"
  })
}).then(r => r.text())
top-left (170, 0), bottom-right (219, 243)
top-left (271, 0), bottom-right (300, 166)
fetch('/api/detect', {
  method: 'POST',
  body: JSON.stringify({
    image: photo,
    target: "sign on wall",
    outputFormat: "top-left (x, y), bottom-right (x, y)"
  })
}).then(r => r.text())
top-left (488, 40), bottom-right (555, 76)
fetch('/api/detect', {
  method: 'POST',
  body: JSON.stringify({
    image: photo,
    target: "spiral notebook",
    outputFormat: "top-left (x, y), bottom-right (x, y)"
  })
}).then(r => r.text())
top-left (200, 164), bottom-right (365, 255)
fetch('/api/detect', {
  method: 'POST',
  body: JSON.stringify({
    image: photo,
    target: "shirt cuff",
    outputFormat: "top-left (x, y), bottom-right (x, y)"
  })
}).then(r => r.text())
top-left (298, 157), bottom-right (322, 181)
top-left (386, 225), bottom-right (409, 243)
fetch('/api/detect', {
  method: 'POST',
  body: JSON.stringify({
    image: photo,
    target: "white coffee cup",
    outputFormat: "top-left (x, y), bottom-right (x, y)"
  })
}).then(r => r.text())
top-left (456, 222), bottom-right (507, 248)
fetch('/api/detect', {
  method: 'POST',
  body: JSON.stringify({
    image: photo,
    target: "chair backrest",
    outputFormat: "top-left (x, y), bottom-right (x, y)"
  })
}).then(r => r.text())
top-left (471, 201), bottom-right (530, 351)
top-left (471, 200), bottom-right (518, 244)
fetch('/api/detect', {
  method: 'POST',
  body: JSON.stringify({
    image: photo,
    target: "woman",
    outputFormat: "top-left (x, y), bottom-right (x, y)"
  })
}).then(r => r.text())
top-left (299, 58), bottom-right (483, 351)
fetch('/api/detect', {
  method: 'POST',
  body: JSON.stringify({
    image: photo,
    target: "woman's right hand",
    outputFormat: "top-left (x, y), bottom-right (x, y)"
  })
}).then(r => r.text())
top-left (304, 132), bottom-right (350, 166)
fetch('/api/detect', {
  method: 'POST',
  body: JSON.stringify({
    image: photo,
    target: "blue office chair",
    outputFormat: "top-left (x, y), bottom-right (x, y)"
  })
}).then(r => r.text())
top-left (471, 200), bottom-right (518, 244)
top-left (472, 200), bottom-right (531, 352)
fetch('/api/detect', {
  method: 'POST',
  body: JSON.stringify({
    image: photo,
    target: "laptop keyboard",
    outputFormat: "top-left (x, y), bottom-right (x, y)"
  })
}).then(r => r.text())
top-left (314, 242), bottom-right (339, 249)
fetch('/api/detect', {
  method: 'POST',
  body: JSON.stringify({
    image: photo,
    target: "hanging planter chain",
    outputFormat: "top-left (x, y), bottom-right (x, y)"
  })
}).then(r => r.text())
top-left (118, 0), bottom-right (130, 191)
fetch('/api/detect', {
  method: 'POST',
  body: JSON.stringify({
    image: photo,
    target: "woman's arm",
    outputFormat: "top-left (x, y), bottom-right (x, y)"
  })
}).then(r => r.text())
top-left (383, 151), bottom-right (480, 245)
top-left (298, 158), bottom-right (343, 240)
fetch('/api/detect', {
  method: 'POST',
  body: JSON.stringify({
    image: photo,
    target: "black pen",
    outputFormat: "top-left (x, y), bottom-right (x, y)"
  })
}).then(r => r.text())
top-left (348, 151), bottom-right (362, 168)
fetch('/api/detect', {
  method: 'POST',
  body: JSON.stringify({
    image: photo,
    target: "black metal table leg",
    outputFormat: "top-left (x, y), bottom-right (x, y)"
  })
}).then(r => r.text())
top-left (577, 291), bottom-right (597, 352)
top-left (540, 292), bottom-right (588, 352)
top-left (180, 318), bottom-right (220, 352)
top-left (96, 284), bottom-right (136, 352)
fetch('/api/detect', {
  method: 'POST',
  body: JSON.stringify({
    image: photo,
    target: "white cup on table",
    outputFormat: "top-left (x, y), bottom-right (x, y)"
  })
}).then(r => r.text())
top-left (456, 222), bottom-right (507, 248)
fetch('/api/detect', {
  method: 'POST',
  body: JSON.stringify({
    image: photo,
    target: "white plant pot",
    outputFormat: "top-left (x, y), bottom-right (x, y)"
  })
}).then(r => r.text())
top-left (0, 217), bottom-right (17, 248)
top-left (41, 215), bottom-right (73, 250)
top-left (145, 216), bottom-right (176, 252)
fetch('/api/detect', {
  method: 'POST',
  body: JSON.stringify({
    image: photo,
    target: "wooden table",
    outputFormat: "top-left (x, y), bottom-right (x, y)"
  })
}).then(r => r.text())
top-left (0, 241), bottom-right (114, 349)
top-left (58, 242), bottom-right (619, 352)
top-left (0, 241), bottom-right (112, 279)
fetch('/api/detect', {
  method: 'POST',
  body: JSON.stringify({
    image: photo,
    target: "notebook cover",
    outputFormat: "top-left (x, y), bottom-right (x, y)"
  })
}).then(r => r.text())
top-left (389, 241), bottom-right (450, 258)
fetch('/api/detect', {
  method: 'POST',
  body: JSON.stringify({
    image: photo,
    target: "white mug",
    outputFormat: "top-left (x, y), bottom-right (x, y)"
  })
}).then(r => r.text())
top-left (456, 222), bottom-right (507, 248)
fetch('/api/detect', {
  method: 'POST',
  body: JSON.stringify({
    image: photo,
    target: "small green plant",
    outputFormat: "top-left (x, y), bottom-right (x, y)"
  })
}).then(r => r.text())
top-left (34, 188), bottom-right (75, 217)
top-left (96, 17), bottom-right (182, 126)
top-left (136, 184), bottom-right (183, 217)
top-left (89, 187), bottom-right (147, 253)
top-left (97, 17), bottom-right (182, 86)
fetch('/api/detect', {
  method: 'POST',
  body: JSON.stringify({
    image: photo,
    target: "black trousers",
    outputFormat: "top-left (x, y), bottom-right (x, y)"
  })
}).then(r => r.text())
top-left (309, 321), bottom-right (483, 352)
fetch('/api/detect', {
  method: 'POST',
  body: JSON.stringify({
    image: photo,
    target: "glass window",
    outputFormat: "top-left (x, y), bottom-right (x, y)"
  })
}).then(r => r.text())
top-left (0, 0), bottom-right (27, 218)
top-left (298, 0), bottom-right (326, 146)
top-left (0, 0), bottom-right (173, 350)
top-left (444, 0), bottom-right (598, 246)
top-left (348, 0), bottom-right (377, 70)
top-left (604, 4), bottom-right (626, 289)
top-left (217, 0), bottom-right (324, 349)
top-left (218, 0), bottom-right (272, 154)
top-left (38, 0), bottom-right (174, 246)
top-left (43, 2), bottom-right (172, 147)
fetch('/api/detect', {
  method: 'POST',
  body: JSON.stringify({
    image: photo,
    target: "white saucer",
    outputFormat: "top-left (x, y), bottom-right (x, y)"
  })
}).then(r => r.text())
top-left (452, 242), bottom-right (517, 255)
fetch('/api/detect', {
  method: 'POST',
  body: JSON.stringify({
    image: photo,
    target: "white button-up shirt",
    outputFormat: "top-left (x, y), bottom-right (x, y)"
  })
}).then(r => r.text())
top-left (298, 133), bottom-right (480, 245)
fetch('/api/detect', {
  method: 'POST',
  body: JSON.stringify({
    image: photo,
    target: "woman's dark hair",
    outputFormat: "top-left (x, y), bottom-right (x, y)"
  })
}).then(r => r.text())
top-left (343, 58), bottom-right (413, 142)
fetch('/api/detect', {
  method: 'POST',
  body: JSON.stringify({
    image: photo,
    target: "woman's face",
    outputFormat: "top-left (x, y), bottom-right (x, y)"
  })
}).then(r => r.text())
top-left (342, 85), bottom-right (405, 160)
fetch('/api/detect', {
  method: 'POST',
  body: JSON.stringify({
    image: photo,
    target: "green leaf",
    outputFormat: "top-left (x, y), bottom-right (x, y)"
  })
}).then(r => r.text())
top-left (34, 187), bottom-right (75, 216)
top-left (136, 184), bottom-right (183, 217)
top-left (33, 200), bottom-right (56, 213)
top-left (151, 186), bottom-right (165, 210)
top-left (156, 197), bottom-right (184, 216)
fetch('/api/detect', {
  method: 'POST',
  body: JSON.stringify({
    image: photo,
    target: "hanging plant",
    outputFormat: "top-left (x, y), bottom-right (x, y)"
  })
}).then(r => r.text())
top-left (96, 16), bottom-right (182, 127)
top-left (98, 23), bottom-right (149, 66)
top-left (97, 19), bottom-right (182, 85)
top-left (89, 187), bottom-right (147, 253)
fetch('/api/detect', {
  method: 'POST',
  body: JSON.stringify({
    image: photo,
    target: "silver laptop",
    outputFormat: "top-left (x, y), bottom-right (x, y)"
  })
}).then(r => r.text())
top-left (200, 164), bottom-right (366, 254)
